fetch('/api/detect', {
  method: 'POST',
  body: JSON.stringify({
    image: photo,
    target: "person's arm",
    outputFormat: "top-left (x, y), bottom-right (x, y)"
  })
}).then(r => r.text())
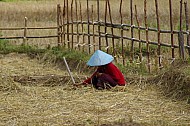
top-left (83, 70), bottom-right (99, 84)
top-left (73, 68), bottom-right (100, 87)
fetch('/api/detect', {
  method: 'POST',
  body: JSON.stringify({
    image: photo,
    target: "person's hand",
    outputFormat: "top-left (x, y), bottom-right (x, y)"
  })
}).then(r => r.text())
top-left (73, 82), bottom-right (83, 87)
top-left (96, 72), bottom-right (103, 77)
top-left (73, 82), bottom-right (88, 88)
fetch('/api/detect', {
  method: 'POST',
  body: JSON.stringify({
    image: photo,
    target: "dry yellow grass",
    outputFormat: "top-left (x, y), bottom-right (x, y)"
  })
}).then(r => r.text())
top-left (1, 0), bottom-right (189, 25)
top-left (0, 53), bottom-right (190, 125)
top-left (0, 2), bottom-right (190, 126)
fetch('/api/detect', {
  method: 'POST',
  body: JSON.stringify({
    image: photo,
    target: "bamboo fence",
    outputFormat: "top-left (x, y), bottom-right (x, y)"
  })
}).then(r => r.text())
top-left (0, 0), bottom-right (190, 72)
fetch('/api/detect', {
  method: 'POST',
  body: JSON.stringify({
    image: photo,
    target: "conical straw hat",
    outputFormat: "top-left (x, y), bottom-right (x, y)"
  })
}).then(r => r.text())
top-left (87, 50), bottom-right (114, 66)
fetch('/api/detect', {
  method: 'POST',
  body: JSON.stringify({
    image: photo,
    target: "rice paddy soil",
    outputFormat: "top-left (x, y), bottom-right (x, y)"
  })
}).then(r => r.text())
top-left (0, 53), bottom-right (190, 126)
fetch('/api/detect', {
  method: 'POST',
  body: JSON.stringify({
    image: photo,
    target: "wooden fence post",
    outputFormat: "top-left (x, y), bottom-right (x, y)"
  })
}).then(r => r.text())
top-left (60, 5), bottom-right (63, 46)
top-left (169, 0), bottom-right (175, 62)
top-left (23, 17), bottom-right (28, 45)
top-left (97, 0), bottom-right (101, 50)
top-left (75, 0), bottom-right (79, 50)
top-left (184, 2), bottom-right (190, 56)
top-left (155, 0), bottom-right (162, 68)
top-left (178, 32), bottom-right (185, 59)
top-left (57, 4), bottom-right (61, 47)
top-left (92, 5), bottom-right (96, 52)
top-left (144, 0), bottom-right (151, 72)
top-left (66, 0), bottom-right (70, 49)
top-left (130, 0), bottom-right (134, 62)
top-left (120, 0), bottom-right (125, 65)
top-left (60, 3), bottom-right (65, 47)
top-left (63, 0), bottom-right (66, 47)
top-left (79, 1), bottom-right (85, 52)
top-left (105, 0), bottom-right (108, 53)
top-left (179, 0), bottom-right (185, 60)
top-left (87, 0), bottom-right (90, 54)
top-left (135, 5), bottom-right (142, 64)
top-left (107, 0), bottom-right (115, 61)
top-left (70, 0), bottom-right (74, 49)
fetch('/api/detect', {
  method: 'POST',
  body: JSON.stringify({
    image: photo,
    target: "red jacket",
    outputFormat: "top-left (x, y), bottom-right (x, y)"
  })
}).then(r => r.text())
top-left (84, 62), bottom-right (126, 86)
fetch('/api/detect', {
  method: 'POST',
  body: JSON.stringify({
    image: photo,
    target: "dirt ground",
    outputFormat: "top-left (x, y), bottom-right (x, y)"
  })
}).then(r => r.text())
top-left (0, 53), bottom-right (190, 126)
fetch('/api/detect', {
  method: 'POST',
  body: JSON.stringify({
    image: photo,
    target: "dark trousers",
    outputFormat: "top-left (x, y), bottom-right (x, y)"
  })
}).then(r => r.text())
top-left (92, 73), bottom-right (117, 89)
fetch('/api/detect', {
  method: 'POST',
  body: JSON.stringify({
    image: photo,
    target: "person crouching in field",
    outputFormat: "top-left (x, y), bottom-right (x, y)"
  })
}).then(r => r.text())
top-left (81, 50), bottom-right (126, 90)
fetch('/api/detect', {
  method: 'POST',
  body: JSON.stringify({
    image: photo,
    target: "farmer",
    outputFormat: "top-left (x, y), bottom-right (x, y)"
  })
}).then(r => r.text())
top-left (81, 50), bottom-right (126, 89)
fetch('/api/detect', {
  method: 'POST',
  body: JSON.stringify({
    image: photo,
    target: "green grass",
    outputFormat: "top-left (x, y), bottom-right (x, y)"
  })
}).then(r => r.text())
top-left (0, 39), bottom-right (44, 54)
top-left (51, 47), bottom-right (90, 62)
top-left (0, 39), bottom-right (90, 63)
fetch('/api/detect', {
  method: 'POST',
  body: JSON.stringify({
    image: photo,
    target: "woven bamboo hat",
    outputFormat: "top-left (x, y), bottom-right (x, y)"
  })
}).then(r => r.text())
top-left (87, 50), bottom-right (114, 66)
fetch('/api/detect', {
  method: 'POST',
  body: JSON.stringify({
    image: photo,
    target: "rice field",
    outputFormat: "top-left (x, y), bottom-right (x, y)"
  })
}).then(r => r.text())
top-left (0, 53), bottom-right (190, 126)
top-left (0, 0), bottom-right (190, 125)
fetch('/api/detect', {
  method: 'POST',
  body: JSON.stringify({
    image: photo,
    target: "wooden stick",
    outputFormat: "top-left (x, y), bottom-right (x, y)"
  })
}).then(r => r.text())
top-left (97, 0), bottom-right (101, 50)
top-left (79, 1), bottom-right (85, 52)
top-left (144, 0), bottom-right (151, 72)
top-left (60, 5), bottom-right (63, 46)
top-left (184, 2), bottom-right (190, 56)
top-left (57, 4), bottom-right (61, 47)
top-left (105, 0), bottom-right (108, 53)
top-left (63, 57), bottom-right (76, 84)
top-left (120, 0), bottom-right (125, 65)
top-left (92, 5), bottom-right (96, 52)
top-left (107, 0), bottom-right (116, 61)
top-left (130, 0), bottom-right (134, 62)
top-left (23, 17), bottom-right (28, 45)
top-left (135, 5), bottom-right (142, 63)
top-left (75, 0), bottom-right (79, 50)
top-left (179, 0), bottom-right (185, 59)
top-left (0, 35), bottom-right (58, 40)
top-left (0, 26), bottom-right (58, 30)
top-left (63, 0), bottom-right (66, 47)
top-left (66, 0), bottom-right (70, 48)
top-left (66, 20), bottom-right (189, 34)
top-left (155, 0), bottom-right (162, 68)
top-left (87, 0), bottom-right (90, 53)
top-left (169, 0), bottom-right (175, 60)
top-left (71, 0), bottom-right (74, 49)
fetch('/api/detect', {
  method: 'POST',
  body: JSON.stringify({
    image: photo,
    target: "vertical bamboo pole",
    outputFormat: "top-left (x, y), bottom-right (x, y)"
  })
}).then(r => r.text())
top-left (130, 0), bottom-right (134, 62)
top-left (105, 0), bottom-right (108, 53)
top-left (63, 0), bottom-right (66, 47)
top-left (57, 4), bottom-right (61, 47)
top-left (169, 0), bottom-right (175, 61)
top-left (92, 5), bottom-right (96, 52)
top-left (155, 0), bottom-right (162, 68)
top-left (97, 0), bottom-right (101, 50)
top-left (179, 0), bottom-right (185, 59)
top-left (87, 0), bottom-right (90, 54)
top-left (135, 5), bottom-right (142, 64)
top-left (120, 0), bottom-right (125, 65)
top-left (71, 0), bottom-right (74, 49)
top-left (75, 0), bottom-right (79, 50)
top-left (144, 0), bottom-right (151, 72)
top-left (66, 0), bottom-right (70, 49)
top-left (23, 17), bottom-right (28, 45)
top-left (107, 0), bottom-right (115, 60)
top-left (60, 5), bottom-right (63, 46)
top-left (79, 1), bottom-right (85, 52)
top-left (184, 2), bottom-right (190, 56)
